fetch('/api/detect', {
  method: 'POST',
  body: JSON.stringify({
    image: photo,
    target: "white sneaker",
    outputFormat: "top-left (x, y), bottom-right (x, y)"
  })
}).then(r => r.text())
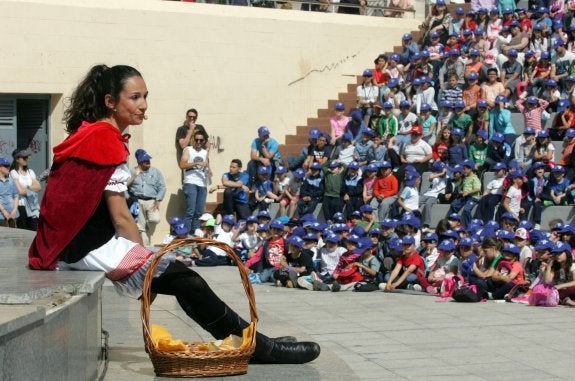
top-left (297, 277), bottom-right (314, 291)
top-left (378, 283), bottom-right (387, 291)
top-left (407, 284), bottom-right (414, 291)
top-left (412, 284), bottom-right (423, 292)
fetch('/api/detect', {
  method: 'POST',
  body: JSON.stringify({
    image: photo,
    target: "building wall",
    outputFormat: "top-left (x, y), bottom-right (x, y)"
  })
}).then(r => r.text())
top-left (0, 0), bottom-right (419, 242)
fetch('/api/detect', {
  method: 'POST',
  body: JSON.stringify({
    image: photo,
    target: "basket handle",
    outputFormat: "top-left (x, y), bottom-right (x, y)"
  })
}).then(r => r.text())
top-left (141, 238), bottom-right (259, 352)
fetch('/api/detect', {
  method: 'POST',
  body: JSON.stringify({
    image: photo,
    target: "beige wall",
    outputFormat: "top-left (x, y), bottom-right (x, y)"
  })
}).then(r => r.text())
top-left (0, 0), bottom-right (419, 243)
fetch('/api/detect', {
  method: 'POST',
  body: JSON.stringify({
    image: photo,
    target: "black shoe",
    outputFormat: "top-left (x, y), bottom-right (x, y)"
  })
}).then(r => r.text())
top-left (331, 281), bottom-right (341, 292)
top-left (274, 336), bottom-right (297, 343)
top-left (251, 341), bottom-right (321, 364)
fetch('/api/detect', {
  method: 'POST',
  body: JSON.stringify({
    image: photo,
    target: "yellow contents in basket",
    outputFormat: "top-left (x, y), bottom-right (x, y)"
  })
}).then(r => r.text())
top-left (151, 322), bottom-right (254, 353)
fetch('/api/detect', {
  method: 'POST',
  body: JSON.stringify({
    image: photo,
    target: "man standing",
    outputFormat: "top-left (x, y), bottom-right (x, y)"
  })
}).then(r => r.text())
top-left (212, 159), bottom-right (251, 220)
top-left (175, 108), bottom-right (209, 160)
top-left (248, 126), bottom-right (282, 186)
top-left (128, 149), bottom-right (166, 246)
top-left (180, 131), bottom-right (209, 231)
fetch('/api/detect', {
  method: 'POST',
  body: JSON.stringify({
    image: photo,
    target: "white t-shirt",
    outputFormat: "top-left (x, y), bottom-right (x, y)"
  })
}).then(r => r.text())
top-left (9, 169), bottom-right (40, 217)
top-left (402, 139), bottom-right (432, 163)
top-left (208, 225), bottom-right (234, 256)
top-left (183, 147), bottom-right (208, 187)
top-left (506, 186), bottom-right (522, 216)
top-left (400, 185), bottom-right (419, 211)
top-left (423, 176), bottom-right (446, 198)
top-left (487, 177), bottom-right (505, 195)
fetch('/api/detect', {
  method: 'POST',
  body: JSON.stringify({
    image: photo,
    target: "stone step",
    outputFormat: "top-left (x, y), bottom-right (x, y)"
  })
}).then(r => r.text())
top-left (279, 143), bottom-right (308, 159)
top-left (285, 134), bottom-right (311, 144)
top-left (307, 116), bottom-right (331, 128)
top-left (296, 125), bottom-right (330, 135)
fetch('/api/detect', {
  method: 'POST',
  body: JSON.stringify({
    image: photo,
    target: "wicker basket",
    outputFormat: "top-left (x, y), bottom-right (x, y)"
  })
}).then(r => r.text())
top-left (141, 238), bottom-right (259, 378)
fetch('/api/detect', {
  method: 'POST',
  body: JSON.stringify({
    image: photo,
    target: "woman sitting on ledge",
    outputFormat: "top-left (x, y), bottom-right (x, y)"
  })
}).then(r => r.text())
top-left (27, 64), bottom-right (320, 365)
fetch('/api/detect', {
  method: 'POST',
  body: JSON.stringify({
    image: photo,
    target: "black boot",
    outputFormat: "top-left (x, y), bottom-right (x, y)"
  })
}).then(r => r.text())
top-left (251, 332), bottom-right (321, 364)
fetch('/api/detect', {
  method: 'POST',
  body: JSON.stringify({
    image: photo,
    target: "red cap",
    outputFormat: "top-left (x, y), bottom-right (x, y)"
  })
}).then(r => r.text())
top-left (411, 125), bottom-right (423, 134)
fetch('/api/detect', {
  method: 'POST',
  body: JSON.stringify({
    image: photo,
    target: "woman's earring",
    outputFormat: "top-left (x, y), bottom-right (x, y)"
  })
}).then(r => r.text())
top-left (113, 108), bottom-right (117, 113)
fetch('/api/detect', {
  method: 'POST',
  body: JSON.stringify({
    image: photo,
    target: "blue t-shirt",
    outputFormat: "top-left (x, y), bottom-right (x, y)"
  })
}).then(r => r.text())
top-left (255, 179), bottom-right (273, 198)
top-left (549, 178), bottom-right (571, 195)
top-left (223, 171), bottom-right (250, 204)
top-left (420, 115), bottom-right (437, 136)
top-left (251, 137), bottom-right (282, 163)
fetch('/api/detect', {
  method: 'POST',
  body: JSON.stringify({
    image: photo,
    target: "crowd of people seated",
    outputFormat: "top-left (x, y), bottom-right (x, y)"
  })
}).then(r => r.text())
top-left (164, 1), bottom-right (575, 306)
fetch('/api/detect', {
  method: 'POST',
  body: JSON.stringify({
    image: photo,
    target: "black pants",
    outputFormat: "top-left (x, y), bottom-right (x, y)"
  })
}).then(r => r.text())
top-left (151, 261), bottom-right (246, 338)
top-left (16, 205), bottom-right (38, 231)
top-left (223, 188), bottom-right (251, 220)
top-left (322, 196), bottom-right (343, 221)
top-left (474, 194), bottom-right (501, 223)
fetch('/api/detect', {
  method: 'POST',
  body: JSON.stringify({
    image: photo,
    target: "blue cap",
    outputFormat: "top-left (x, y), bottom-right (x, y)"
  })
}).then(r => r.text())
top-left (477, 100), bottom-right (488, 108)
top-left (399, 100), bottom-right (411, 108)
top-left (222, 214), bottom-right (236, 226)
top-left (369, 228), bottom-right (381, 236)
top-left (258, 126), bottom-right (270, 136)
top-left (303, 233), bottom-right (318, 241)
top-left (541, 51), bottom-right (550, 59)
top-left (497, 229), bottom-right (515, 240)
top-left (552, 241), bottom-right (573, 254)
top-left (270, 219), bottom-right (285, 230)
top-left (509, 170), bottom-right (525, 179)
top-left (466, 72), bottom-right (478, 80)
top-left (490, 6), bottom-right (498, 13)
top-left (135, 149), bottom-right (152, 163)
top-left (332, 212), bottom-right (345, 221)
top-left (308, 222), bottom-right (326, 231)
top-left (436, 0), bottom-right (445, 4)
top-left (451, 164), bottom-right (464, 174)
top-left (420, 50), bottom-right (430, 58)
top-left (170, 216), bottom-right (183, 226)
top-left (441, 229), bottom-right (459, 240)
top-left (258, 166), bottom-right (271, 175)
top-left (382, 101), bottom-right (394, 109)
top-left (257, 223), bottom-right (269, 232)
top-left (329, 161), bottom-right (341, 169)
top-left (348, 161), bottom-right (360, 170)
top-left (532, 161), bottom-right (546, 170)
top-left (390, 53), bottom-right (401, 62)
top-left (493, 162), bottom-right (507, 171)
top-left (360, 204), bottom-right (374, 213)
top-left (308, 128), bottom-right (321, 140)
top-left (432, 161), bottom-right (446, 172)
top-left (502, 7), bottom-right (513, 14)
top-left (401, 235), bottom-right (416, 245)
top-left (310, 162), bottom-right (322, 170)
top-left (485, 220), bottom-right (500, 230)
top-left (476, 129), bottom-right (488, 140)
top-left (287, 236), bottom-right (305, 248)
top-left (293, 168), bottom-right (306, 179)
top-left (566, 76), bottom-right (575, 83)
top-left (423, 232), bottom-right (439, 242)
top-left (474, 28), bottom-right (484, 35)
top-left (495, 95), bottom-right (508, 104)
top-left (350, 226), bottom-right (366, 237)
top-left (402, 33), bottom-right (412, 40)
top-left (325, 234), bottom-right (340, 243)
top-left (518, 220), bottom-right (534, 230)
top-left (420, 103), bottom-right (432, 112)
top-left (552, 165), bottom-right (566, 173)
top-left (539, 6), bottom-right (549, 13)
top-left (430, 31), bottom-right (440, 39)
top-left (534, 23), bottom-right (544, 31)
top-left (388, 78), bottom-right (400, 88)
top-left (405, 174), bottom-right (420, 187)
top-left (438, 239), bottom-right (456, 251)
top-left (366, 163), bottom-right (378, 172)
top-left (455, 6), bottom-right (464, 14)
top-left (381, 218), bottom-right (398, 228)
top-left (546, 79), bottom-right (558, 87)
top-left (554, 39), bottom-right (566, 49)
top-left (363, 69), bottom-right (373, 77)
top-left (451, 127), bottom-right (464, 136)
top-left (246, 216), bottom-right (259, 224)
top-left (525, 50), bottom-right (536, 58)
top-left (503, 243), bottom-right (520, 256)
top-left (257, 210), bottom-right (271, 219)
top-left (335, 102), bottom-right (345, 111)
top-left (501, 212), bottom-right (518, 222)
top-left (342, 132), bottom-right (354, 142)
top-left (401, 213), bottom-right (421, 228)
top-left (458, 237), bottom-right (474, 247)
top-left (534, 239), bottom-right (553, 251)
top-left (527, 97), bottom-right (538, 106)
top-left (363, 128), bottom-right (374, 137)
top-left (566, 128), bottom-right (575, 138)
top-left (491, 132), bottom-right (504, 143)
top-left (449, 48), bottom-right (460, 56)
top-left (389, 237), bottom-right (402, 251)
top-left (379, 160), bottom-right (392, 169)
top-left (350, 210), bottom-right (362, 219)
top-left (448, 213), bottom-right (461, 221)
top-left (353, 237), bottom-right (374, 254)
top-left (463, 29), bottom-right (473, 36)
top-left (173, 221), bottom-right (191, 235)
top-left (351, 110), bottom-right (363, 122)
top-left (462, 159), bottom-right (475, 169)
top-left (523, 127), bottom-right (536, 135)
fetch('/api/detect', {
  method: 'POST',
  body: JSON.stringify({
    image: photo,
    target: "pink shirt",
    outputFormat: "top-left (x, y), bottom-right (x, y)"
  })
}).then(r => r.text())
top-left (516, 98), bottom-right (549, 132)
top-left (331, 116), bottom-right (349, 139)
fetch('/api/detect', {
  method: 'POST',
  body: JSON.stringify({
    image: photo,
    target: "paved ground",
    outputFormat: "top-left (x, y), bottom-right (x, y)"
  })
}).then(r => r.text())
top-left (103, 265), bottom-right (575, 381)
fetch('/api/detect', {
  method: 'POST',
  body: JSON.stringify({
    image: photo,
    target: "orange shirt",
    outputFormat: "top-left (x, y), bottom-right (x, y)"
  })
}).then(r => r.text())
top-left (373, 173), bottom-right (399, 198)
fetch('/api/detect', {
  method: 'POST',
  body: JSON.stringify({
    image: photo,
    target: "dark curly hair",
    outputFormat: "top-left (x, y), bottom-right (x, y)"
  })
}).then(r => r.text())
top-left (63, 64), bottom-right (142, 134)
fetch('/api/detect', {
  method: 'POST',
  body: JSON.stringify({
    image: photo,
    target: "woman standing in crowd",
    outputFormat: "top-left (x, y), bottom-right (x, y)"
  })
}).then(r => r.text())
top-left (28, 64), bottom-right (320, 365)
top-left (9, 148), bottom-right (41, 230)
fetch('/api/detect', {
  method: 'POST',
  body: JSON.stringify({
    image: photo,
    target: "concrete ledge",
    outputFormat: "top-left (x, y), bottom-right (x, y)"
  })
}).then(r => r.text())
top-left (0, 227), bottom-right (105, 305)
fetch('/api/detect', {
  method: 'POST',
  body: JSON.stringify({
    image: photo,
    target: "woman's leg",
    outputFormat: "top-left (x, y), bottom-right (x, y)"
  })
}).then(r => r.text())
top-left (150, 261), bottom-right (320, 363)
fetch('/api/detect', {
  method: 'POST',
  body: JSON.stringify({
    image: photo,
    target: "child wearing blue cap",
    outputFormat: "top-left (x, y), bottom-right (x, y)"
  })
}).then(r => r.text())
top-left (544, 242), bottom-right (575, 306)
top-left (0, 157), bottom-right (19, 227)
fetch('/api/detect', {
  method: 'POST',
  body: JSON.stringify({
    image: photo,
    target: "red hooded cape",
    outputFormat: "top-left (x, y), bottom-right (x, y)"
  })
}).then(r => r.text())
top-left (28, 121), bottom-right (129, 270)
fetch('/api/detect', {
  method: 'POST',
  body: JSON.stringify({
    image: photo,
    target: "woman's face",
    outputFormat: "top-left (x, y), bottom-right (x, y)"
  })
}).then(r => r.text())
top-left (483, 246), bottom-right (496, 259)
top-left (556, 251), bottom-right (568, 264)
top-left (107, 75), bottom-right (148, 130)
top-left (442, 128), bottom-right (451, 139)
top-left (193, 133), bottom-right (205, 149)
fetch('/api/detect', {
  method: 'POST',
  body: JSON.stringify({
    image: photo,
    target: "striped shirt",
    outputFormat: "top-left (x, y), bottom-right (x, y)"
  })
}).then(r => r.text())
top-left (515, 98), bottom-right (549, 133)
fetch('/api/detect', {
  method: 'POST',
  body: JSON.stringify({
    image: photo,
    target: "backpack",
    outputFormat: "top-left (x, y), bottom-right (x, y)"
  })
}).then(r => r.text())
top-left (528, 283), bottom-right (560, 307)
top-left (452, 284), bottom-right (481, 303)
top-left (438, 274), bottom-right (464, 298)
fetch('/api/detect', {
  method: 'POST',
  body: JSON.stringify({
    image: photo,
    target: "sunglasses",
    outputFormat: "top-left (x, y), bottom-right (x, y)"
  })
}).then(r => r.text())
top-left (195, 139), bottom-right (205, 142)
top-left (187, 115), bottom-right (197, 120)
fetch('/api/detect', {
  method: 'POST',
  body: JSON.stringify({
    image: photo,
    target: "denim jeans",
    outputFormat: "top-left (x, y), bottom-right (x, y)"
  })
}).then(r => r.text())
top-left (183, 183), bottom-right (207, 231)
